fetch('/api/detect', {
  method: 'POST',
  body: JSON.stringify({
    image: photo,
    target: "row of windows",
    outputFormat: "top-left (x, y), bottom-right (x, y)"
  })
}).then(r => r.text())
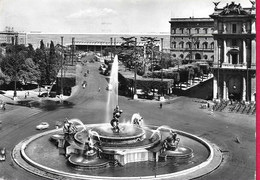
top-left (172, 53), bottom-right (214, 60)
top-left (171, 27), bottom-right (213, 34)
top-left (172, 41), bottom-right (214, 49)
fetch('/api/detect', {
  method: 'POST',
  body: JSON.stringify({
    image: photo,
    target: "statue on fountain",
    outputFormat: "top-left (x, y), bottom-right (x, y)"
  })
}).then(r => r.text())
top-left (162, 130), bottom-right (180, 151)
top-left (131, 113), bottom-right (144, 127)
top-left (63, 118), bottom-right (78, 135)
top-left (110, 105), bottom-right (123, 133)
top-left (83, 135), bottom-right (100, 158)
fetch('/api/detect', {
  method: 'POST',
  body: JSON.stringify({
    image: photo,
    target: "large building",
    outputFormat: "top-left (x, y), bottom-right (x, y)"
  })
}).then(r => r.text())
top-left (0, 27), bottom-right (27, 45)
top-left (210, 2), bottom-right (256, 102)
top-left (169, 18), bottom-right (214, 63)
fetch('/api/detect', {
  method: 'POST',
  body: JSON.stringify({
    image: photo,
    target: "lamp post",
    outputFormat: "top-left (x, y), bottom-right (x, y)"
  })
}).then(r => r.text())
top-left (71, 37), bottom-right (75, 65)
top-left (133, 38), bottom-right (138, 99)
top-left (246, 58), bottom-right (249, 102)
top-left (60, 36), bottom-right (64, 98)
top-left (160, 38), bottom-right (164, 99)
top-left (110, 37), bottom-right (113, 61)
top-left (217, 45), bottom-right (221, 99)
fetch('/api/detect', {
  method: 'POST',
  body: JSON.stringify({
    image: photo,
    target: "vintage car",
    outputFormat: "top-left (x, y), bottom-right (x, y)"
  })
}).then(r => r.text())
top-left (36, 122), bottom-right (50, 130)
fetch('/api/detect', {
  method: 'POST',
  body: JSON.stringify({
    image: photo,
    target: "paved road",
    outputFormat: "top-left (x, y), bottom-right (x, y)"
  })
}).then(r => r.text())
top-left (0, 60), bottom-right (255, 180)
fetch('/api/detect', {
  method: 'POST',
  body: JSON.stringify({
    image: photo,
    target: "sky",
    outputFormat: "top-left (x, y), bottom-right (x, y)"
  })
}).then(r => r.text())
top-left (0, 0), bottom-right (253, 34)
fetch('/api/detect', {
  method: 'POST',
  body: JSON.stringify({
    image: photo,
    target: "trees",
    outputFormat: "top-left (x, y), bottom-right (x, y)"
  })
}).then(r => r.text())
top-left (1, 44), bottom-right (30, 97)
top-left (0, 40), bottom-right (62, 97)
top-left (34, 40), bottom-right (62, 85)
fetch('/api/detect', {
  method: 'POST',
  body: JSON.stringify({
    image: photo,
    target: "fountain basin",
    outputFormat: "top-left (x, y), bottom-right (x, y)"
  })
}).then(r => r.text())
top-left (12, 124), bottom-right (222, 180)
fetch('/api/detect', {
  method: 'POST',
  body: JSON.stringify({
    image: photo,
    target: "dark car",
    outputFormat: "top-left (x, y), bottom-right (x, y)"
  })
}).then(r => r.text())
top-left (0, 147), bottom-right (6, 161)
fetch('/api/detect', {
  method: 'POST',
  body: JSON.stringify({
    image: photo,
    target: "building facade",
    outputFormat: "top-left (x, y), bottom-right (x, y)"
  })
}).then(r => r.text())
top-left (210, 2), bottom-right (256, 102)
top-left (0, 30), bottom-right (27, 45)
top-left (169, 18), bottom-right (214, 63)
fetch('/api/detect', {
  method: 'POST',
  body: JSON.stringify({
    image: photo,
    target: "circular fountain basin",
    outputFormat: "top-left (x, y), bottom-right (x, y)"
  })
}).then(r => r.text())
top-left (12, 124), bottom-right (222, 180)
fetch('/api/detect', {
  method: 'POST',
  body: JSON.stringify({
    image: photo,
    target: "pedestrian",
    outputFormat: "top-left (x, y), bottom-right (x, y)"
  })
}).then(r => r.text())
top-left (160, 103), bottom-right (162, 109)
top-left (98, 87), bottom-right (101, 92)
top-left (2, 102), bottom-right (6, 110)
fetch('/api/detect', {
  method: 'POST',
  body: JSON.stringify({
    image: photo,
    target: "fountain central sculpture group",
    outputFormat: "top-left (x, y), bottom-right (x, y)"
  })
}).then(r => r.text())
top-left (110, 105), bottom-right (123, 133)
top-left (50, 105), bottom-right (193, 169)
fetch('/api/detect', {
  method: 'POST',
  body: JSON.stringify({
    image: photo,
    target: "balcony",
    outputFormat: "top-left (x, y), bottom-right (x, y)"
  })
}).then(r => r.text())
top-left (213, 63), bottom-right (247, 69)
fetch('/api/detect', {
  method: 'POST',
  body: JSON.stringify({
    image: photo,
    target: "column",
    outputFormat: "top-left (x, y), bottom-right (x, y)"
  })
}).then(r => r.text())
top-left (213, 76), bottom-right (218, 99)
top-left (223, 76), bottom-right (227, 100)
top-left (242, 76), bottom-right (246, 101)
top-left (251, 39), bottom-right (256, 66)
top-left (218, 40), bottom-right (221, 66)
top-left (223, 39), bottom-right (227, 63)
top-left (251, 75), bottom-right (256, 102)
top-left (251, 19), bottom-right (256, 34)
top-left (243, 39), bottom-right (247, 65)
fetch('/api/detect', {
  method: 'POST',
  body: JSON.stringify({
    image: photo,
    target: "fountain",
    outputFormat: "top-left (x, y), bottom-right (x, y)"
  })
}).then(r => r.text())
top-left (12, 55), bottom-right (222, 180)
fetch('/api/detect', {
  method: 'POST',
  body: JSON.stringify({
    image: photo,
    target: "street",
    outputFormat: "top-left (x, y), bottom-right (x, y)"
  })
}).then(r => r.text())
top-left (0, 60), bottom-right (255, 180)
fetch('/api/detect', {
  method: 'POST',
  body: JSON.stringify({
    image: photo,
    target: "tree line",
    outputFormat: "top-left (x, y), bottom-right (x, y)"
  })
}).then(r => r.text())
top-left (0, 40), bottom-right (63, 97)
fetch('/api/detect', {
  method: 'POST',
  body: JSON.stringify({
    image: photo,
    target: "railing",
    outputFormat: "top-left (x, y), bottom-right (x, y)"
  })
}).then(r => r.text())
top-left (212, 63), bottom-right (247, 69)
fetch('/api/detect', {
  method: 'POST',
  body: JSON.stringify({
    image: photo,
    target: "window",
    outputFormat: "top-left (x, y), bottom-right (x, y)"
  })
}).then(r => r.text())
top-left (179, 42), bottom-right (184, 48)
top-left (195, 42), bottom-right (200, 49)
top-left (179, 54), bottom-right (184, 59)
top-left (231, 54), bottom-right (238, 64)
top-left (172, 41), bottom-right (176, 48)
top-left (203, 55), bottom-right (208, 59)
top-left (210, 42), bottom-right (214, 49)
top-left (186, 42), bottom-right (191, 49)
top-left (188, 28), bottom-right (191, 34)
top-left (232, 24), bottom-right (237, 33)
top-left (203, 42), bottom-right (208, 49)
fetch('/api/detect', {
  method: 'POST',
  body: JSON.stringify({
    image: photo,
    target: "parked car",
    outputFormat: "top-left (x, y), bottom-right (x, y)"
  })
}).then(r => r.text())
top-left (0, 147), bottom-right (6, 161)
top-left (36, 122), bottom-right (50, 130)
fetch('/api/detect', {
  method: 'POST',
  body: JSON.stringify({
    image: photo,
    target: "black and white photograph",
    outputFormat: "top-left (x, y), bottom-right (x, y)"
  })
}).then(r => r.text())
top-left (0, 0), bottom-right (256, 179)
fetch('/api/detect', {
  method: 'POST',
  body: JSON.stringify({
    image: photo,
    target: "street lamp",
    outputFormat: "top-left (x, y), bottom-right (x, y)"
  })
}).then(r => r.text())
top-left (160, 38), bottom-right (164, 98)
top-left (60, 36), bottom-right (64, 99)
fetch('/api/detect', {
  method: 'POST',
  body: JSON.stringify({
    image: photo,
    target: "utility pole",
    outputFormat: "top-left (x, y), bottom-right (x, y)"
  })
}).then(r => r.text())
top-left (71, 37), bottom-right (75, 65)
top-left (133, 38), bottom-right (138, 99)
top-left (110, 37), bottom-right (113, 61)
top-left (246, 57), bottom-right (249, 102)
top-left (60, 36), bottom-right (64, 98)
top-left (114, 38), bottom-right (116, 57)
top-left (160, 38), bottom-right (164, 98)
top-left (217, 45), bottom-right (220, 99)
